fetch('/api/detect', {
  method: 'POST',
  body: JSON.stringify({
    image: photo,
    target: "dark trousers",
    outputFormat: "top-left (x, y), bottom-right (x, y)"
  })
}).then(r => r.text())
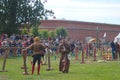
top-left (32, 54), bottom-right (41, 65)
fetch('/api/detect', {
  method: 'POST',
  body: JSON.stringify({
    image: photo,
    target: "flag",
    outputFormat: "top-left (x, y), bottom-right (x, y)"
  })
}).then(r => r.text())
top-left (103, 32), bottom-right (106, 38)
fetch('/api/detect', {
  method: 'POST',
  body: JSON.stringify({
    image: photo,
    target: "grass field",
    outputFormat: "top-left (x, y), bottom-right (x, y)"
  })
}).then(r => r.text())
top-left (0, 55), bottom-right (120, 80)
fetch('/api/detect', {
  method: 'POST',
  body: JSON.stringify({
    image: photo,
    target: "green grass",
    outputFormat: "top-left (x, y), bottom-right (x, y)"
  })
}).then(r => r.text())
top-left (0, 55), bottom-right (120, 80)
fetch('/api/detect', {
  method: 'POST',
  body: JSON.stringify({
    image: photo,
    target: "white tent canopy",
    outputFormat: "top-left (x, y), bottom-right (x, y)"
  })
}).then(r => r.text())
top-left (114, 33), bottom-right (120, 43)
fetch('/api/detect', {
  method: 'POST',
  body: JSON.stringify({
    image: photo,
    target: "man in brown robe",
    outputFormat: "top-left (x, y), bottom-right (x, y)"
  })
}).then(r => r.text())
top-left (115, 42), bottom-right (120, 59)
top-left (58, 39), bottom-right (71, 73)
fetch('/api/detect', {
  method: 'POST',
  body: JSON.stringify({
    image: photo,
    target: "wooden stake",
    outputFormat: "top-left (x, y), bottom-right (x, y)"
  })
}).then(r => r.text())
top-left (22, 50), bottom-right (29, 75)
top-left (81, 49), bottom-right (85, 64)
top-left (93, 47), bottom-right (97, 61)
top-left (0, 47), bottom-right (8, 72)
top-left (46, 49), bottom-right (53, 71)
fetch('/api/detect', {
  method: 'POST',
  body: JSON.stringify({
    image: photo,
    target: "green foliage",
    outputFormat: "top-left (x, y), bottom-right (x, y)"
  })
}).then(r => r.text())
top-left (21, 26), bottom-right (68, 39)
top-left (0, 0), bottom-right (54, 35)
top-left (21, 28), bottom-right (28, 35)
top-left (39, 29), bottom-right (49, 39)
top-left (30, 26), bottom-right (40, 37)
top-left (49, 31), bottom-right (56, 39)
top-left (55, 27), bottom-right (68, 38)
top-left (0, 0), bottom-right (18, 35)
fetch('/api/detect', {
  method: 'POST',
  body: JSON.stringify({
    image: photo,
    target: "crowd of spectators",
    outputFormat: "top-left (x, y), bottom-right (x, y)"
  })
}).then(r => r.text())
top-left (0, 33), bottom-right (120, 61)
top-left (0, 33), bottom-right (82, 57)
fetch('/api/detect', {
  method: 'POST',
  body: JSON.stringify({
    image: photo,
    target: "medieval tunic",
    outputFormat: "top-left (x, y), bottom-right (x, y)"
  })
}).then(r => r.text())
top-left (28, 42), bottom-right (45, 65)
top-left (22, 37), bottom-right (45, 75)
top-left (59, 42), bottom-right (71, 73)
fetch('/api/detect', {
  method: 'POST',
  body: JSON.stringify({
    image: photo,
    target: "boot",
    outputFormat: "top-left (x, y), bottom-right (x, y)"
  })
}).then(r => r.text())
top-left (37, 64), bottom-right (40, 75)
top-left (31, 65), bottom-right (35, 75)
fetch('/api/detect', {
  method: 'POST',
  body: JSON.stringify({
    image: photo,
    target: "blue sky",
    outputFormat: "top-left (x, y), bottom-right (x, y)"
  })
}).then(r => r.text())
top-left (44, 0), bottom-right (120, 25)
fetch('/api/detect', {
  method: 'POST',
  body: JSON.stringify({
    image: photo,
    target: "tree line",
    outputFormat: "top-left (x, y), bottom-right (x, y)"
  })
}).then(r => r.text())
top-left (22, 26), bottom-right (68, 39)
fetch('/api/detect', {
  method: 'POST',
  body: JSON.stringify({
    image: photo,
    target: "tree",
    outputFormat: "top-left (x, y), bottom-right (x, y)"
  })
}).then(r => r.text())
top-left (30, 26), bottom-right (40, 36)
top-left (49, 31), bottom-right (56, 39)
top-left (0, 0), bottom-right (21, 35)
top-left (0, 0), bottom-right (54, 35)
top-left (40, 29), bottom-right (49, 39)
top-left (55, 27), bottom-right (68, 38)
top-left (22, 28), bottom-right (28, 35)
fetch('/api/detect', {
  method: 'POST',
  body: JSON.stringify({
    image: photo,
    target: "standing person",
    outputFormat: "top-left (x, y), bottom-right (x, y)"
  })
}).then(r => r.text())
top-left (110, 41), bottom-right (116, 60)
top-left (115, 42), bottom-right (120, 59)
top-left (58, 39), bottom-right (71, 73)
top-left (69, 40), bottom-right (75, 57)
top-left (22, 37), bottom-right (45, 75)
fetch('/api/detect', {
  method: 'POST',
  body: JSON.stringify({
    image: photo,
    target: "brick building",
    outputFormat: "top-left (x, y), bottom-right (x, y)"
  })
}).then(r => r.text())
top-left (40, 20), bottom-right (120, 42)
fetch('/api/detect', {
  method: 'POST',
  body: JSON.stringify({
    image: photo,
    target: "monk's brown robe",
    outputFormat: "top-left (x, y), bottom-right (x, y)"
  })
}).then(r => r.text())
top-left (59, 42), bottom-right (71, 73)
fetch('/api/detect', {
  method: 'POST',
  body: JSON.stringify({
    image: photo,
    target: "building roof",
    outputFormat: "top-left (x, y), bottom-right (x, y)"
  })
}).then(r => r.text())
top-left (40, 20), bottom-right (120, 27)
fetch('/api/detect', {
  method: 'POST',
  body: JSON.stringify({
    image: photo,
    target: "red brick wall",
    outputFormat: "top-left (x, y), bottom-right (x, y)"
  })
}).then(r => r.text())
top-left (40, 20), bottom-right (120, 42)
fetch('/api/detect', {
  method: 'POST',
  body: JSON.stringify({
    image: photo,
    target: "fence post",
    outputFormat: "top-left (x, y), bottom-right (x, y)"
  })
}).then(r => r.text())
top-left (0, 47), bottom-right (8, 72)
top-left (93, 47), bottom-right (97, 61)
top-left (21, 50), bottom-right (29, 75)
top-left (81, 49), bottom-right (85, 64)
top-left (75, 47), bottom-right (79, 60)
top-left (46, 48), bottom-right (53, 71)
